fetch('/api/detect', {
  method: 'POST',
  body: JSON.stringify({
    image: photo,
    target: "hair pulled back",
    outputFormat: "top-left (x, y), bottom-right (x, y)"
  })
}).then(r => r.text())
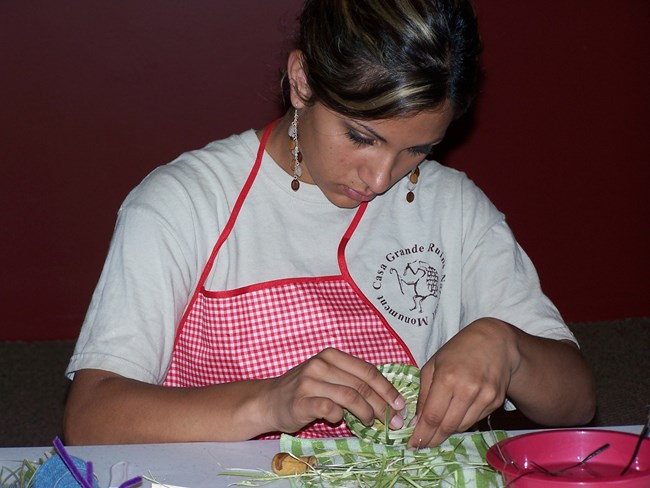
top-left (293, 0), bottom-right (481, 119)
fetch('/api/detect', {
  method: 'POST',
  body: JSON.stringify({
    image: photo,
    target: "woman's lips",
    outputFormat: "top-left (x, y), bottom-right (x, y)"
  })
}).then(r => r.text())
top-left (343, 186), bottom-right (376, 202)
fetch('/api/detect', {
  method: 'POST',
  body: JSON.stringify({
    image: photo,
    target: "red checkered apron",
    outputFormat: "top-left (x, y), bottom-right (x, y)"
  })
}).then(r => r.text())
top-left (163, 122), bottom-right (415, 438)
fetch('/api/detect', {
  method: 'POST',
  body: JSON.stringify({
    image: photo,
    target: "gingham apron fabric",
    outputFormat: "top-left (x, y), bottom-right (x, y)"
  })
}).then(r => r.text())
top-left (163, 121), bottom-right (416, 438)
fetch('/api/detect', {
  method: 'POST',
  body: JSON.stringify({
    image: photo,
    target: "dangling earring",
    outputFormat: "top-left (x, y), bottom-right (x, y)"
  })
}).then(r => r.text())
top-left (406, 166), bottom-right (420, 202)
top-left (288, 108), bottom-right (302, 191)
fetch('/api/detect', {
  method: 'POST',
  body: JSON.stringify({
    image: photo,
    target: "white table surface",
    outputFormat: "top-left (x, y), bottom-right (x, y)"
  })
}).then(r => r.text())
top-left (0, 426), bottom-right (642, 487)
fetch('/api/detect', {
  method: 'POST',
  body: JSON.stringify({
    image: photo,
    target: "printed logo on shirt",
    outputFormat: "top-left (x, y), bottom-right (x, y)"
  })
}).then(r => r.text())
top-left (371, 242), bottom-right (446, 327)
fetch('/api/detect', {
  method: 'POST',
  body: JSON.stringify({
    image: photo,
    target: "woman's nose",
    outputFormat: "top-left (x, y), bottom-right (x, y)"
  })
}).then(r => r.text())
top-left (360, 155), bottom-right (394, 195)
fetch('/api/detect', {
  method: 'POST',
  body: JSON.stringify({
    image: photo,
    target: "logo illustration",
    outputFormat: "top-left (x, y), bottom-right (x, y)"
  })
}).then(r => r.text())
top-left (390, 260), bottom-right (442, 313)
top-left (372, 242), bottom-right (446, 327)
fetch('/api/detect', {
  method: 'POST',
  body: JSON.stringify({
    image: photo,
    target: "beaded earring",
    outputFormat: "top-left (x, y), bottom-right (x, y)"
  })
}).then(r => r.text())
top-left (288, 108), bottom-right (302, 191)
top-left (406, 166), bottom-right (420, 202)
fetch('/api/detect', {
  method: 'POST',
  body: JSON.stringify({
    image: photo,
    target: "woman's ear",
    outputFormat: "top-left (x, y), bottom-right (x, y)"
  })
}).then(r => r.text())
top-left (287, 50), bottom-right (312, 108)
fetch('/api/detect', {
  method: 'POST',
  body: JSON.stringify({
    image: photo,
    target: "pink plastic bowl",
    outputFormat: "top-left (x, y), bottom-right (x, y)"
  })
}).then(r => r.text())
top-left (486, 429), bottom-right (650, 487)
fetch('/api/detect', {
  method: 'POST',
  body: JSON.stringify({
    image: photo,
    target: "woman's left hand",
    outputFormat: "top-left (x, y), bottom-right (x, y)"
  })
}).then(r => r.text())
top-left (408, 318), bottom-right (518, 448)
top-left (408, 317), bottom-right (596, 448)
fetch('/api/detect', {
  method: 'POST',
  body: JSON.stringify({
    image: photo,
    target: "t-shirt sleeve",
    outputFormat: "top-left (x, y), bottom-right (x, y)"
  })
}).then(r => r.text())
top-left (459, 180), bottom-right (576, 344)
top-left (66, 169), bottom-right (203, 384)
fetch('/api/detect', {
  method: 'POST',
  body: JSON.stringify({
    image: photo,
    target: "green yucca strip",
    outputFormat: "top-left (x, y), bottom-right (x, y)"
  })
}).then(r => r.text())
top-left (384, 406), bottom-right (391, 445)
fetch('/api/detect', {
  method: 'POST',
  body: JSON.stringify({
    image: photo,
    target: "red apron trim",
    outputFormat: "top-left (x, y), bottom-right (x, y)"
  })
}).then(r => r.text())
top-left (201, 275), bottom-right (344, 298)
top-left (337, 203), bottom-right (417, 366)
top-left (170, 120), bottom-right (279, 351)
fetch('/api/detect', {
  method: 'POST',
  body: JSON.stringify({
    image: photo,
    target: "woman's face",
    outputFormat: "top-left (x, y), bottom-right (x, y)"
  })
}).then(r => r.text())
top-left (295, 102), bottom-right (455, 208)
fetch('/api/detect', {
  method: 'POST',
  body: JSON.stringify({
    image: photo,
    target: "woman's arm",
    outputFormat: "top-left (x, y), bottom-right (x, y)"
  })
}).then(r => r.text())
top-left (408, 317), bottom-right (596, 448)
top-left (64, 348), bottom-right (407, 445)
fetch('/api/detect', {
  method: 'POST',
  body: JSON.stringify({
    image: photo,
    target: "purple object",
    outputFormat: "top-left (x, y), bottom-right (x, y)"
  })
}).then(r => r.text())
top-left (30, 437), bottom-right (142, 488)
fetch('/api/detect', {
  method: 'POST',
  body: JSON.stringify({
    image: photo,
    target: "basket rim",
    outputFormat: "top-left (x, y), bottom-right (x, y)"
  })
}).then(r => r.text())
top-left (344, 363), bottom-right (420, 445)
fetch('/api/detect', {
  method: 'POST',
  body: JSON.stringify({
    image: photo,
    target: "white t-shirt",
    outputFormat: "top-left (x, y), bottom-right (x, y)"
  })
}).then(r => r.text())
top-left (67, 129), bottom-right (575, 384)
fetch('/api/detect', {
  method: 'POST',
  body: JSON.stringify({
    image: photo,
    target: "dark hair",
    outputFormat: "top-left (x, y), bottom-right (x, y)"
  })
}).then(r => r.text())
top-left (289, 0), bottom-right (481, 119)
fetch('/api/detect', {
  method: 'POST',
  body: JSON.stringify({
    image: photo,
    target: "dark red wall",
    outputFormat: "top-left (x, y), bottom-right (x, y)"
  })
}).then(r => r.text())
top-left (1, 1), bottom-right (648, 341)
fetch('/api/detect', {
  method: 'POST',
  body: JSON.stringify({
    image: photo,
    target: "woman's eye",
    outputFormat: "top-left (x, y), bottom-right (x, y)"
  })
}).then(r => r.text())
top-left (346, 129), bottom-right (375, 147)
top-left (408, 146), bottom-right (433, 156)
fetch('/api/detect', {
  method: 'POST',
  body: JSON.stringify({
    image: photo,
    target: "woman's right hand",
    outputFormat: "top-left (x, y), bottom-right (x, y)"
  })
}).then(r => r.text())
top-left (261, 348), bottom-right (406, 434)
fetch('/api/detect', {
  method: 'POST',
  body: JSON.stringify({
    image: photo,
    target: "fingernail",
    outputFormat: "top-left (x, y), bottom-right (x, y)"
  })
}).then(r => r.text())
top-left (393, 395), bottom-right (406, 410)
top-left (389, 414), bottom-right (404, 429)
top-left (399, 407), bottom-right (408, 420)
top-left (409, 413), bottom-right (419, 427)
top-left (407, 437), bottom-right (423, 451)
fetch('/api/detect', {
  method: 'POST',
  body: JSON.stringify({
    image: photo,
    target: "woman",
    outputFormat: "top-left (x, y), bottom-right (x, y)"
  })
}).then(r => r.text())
top-left (64, 0), bottom-right (596, 447)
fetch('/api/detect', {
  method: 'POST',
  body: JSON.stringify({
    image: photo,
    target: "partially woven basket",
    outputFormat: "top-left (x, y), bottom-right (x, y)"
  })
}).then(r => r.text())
top-left (344, 363), bottom-right (420, 445)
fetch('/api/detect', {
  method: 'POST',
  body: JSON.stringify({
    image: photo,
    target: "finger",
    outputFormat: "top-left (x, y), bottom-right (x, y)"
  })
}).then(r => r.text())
top-left (290, 352), bottom-right (399, 427)
top-left (280, 372), bottom-right (373, 430)
top-left (408, 388), bottom-right (452, 448)
top-left (411, 382), bottom-right (501, 447)
top-left (319, 349), bottom-right (406, 411)
top-left (411, 361), bottom-right (435, 426)
top-left (407, 362), bottom-right (438, 448)
top-left (333, 368), bottom-right (405, 427)
top-left (295, 377), bottom-right (397, 429)
top-left (456, 391), bottom-right (504, 433)
top-left (457, 402), bottom-right (494, 434)
top-left (297, 395), bottom-right (346, 425)
top-left (408, 364), bottom-right (482, 448)
top-left (314, 349), bottom-right (406, 426)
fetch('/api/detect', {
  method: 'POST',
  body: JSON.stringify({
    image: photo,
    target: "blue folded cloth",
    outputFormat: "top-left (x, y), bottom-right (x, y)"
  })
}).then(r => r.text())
top-left (30, 454), bottom-right (100, 488)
